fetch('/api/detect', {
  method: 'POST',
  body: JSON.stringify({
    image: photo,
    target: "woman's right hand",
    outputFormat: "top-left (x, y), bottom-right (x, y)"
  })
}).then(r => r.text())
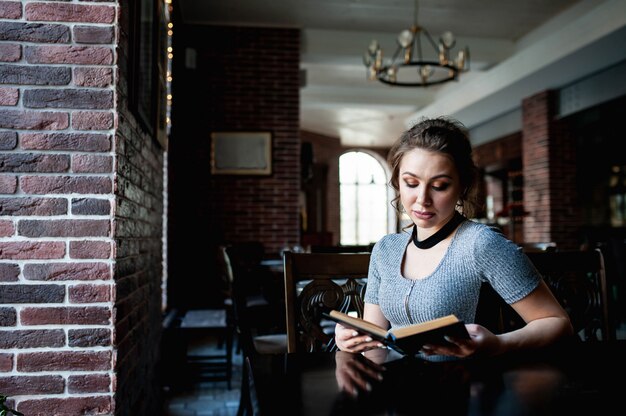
top-left (334, 323), bottom-right (385, 353)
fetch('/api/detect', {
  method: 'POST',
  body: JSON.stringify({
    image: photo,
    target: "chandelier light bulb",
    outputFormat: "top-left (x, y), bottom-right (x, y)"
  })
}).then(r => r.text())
top-left (420, 65), bottom-right (433, 81)
top-left (397, 29), bottom-right (414, 48)
top-left (374, 49), bottom-right (383, 70)
top-left (387, 66), bottom-right (398, 83)
top-left (438, 43), bottom-right (448, 66)
top-left (455, 49), bottom-right (466, 70)
top-left (368, 40), bottom-right (380, 55)
top-left (440, 31), bottom-right (456, 49)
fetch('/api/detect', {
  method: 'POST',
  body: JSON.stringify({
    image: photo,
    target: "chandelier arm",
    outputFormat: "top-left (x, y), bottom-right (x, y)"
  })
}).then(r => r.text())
top-left (420, 27), bottom-right (440, 54)
top-left (390, 46), bottom-right (403, 66)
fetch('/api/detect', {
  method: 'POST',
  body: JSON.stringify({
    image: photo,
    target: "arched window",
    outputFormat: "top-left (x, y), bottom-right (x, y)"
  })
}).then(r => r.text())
top-left (339, 151), bottom-right (391, 245)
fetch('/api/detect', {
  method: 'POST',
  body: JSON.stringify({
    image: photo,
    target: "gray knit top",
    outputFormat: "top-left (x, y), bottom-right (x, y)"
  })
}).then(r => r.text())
top-left (364, 219), bottom-right (541, 330)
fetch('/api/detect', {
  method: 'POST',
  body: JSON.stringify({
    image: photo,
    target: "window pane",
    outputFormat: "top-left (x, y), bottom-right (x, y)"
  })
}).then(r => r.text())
top-left (340, 151), bottom-right (389, 245)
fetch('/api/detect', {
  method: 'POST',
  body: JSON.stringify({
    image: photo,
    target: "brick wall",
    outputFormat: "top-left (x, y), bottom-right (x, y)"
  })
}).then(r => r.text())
top-left (0, 1), bottom-right (165, 415)
top-left (168, 24), bottom-right (300, 308)
top-left (522, 90), bottom-right (580, 249)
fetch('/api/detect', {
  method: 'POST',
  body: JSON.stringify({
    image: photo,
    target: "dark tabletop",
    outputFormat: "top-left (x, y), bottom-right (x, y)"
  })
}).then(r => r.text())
top-left (250, 339), bottom-right (626, 415)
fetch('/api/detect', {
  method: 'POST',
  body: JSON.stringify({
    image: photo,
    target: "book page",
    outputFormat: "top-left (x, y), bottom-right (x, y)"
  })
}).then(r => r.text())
top-left (390, 314), bottom-right (460, 339)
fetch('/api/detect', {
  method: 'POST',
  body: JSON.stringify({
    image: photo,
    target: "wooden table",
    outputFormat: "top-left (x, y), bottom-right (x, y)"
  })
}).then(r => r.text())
top-left (249, 339), bottom-right (626, 415)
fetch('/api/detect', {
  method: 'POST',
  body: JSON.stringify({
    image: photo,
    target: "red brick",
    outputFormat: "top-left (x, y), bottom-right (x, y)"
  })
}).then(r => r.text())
top-left (0, 353), bottom-right (12, 372)
top-left (20, 306), bottom-right (111, 325)
top-left (0, 263), bottom-right (19, 282)
top-left (21, 132), bottom-right (111, 152)
top-left (0, 44), bottom-right (21, 62)
top-left (0, 197), bottom-right (67, 216)
top-left (73, 154), bottom-right (113, 173)
top-left (24, 262), bottom-right (110, 281)
top-left (0, 329), bottom-right (64, 348)
top-left (71, 198), bottom-right (111, 215)
top-left (74, 25), bottom-right (114, 44)
top-left (0, 307), bottom-right (16, 326)
top-left (26, 3), bottom-right (115, 24)
top-left (72, 111), bottom-right (114, 130)
top-left (73, 67), bottom-right (113, 87)
top-left (25, 45), bottom-right (113, 65)
top-left (20, 175), bottom-right (112, 194)
top-left (0, 175), bottom-right (17, 194)
top-left (24, 89), bottom-right (113, 109)
top-left (0, 65), bottom-right (71, 85)
top-left (0, 110), bottom-right (68, 130)
top-left (17, 396), bottom-right (112, 416)
top-left (0, 153), bottom-right (70, 173)
top-left (69, 284), bottom-right (111, 303)
top-left (0, 131), bottom-right (17, 150)
top-left (0, 375), bottom-right (64, 395)
top-left (0, 21), bottom-right (70, 43)
top-left (0, 2), bottom-right (21, 19)
top-left (0, 241), bottom-right (65, 259)
top-left (70, 240), bottom-right (112, 259)
top-left (0, 220), bottom-right (15, 237)
top-left (68, 373), bottom-right (110, 393)
top-left (17, 350), bottom-right (111, 371)
top-left (68, 328), bottom-right (111, 348)
top-left (0, 87), bottom-right (18, 106)
top-left (19, 219), bottom-right (110, 238)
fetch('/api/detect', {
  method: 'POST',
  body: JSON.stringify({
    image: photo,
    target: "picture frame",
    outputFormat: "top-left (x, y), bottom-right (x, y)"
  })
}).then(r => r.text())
top-left (128, 0), bottom-right (154, 136)
top-left (128, 0), bottom-right (168, 149)
top-left (211, 132), bottom-right (272, 175)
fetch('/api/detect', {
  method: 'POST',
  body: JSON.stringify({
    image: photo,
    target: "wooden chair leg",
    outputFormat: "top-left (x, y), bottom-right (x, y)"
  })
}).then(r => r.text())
top-left (237, 356), bottom-right (251, 416)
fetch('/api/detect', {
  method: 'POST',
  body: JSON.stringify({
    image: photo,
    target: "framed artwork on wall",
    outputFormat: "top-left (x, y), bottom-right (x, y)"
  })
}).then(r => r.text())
top-left (128, 0), bottom-right (168, 149)
top-left (211, 132), bottom-right (272, 175)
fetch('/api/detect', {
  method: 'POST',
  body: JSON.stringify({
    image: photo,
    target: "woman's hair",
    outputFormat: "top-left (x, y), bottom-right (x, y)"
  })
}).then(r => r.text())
top-left (387, 116), bottom-right (480, 219)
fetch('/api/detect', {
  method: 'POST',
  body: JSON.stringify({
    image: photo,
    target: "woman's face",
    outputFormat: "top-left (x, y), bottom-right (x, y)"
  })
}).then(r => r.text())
top-left (398, 148), bottom-right (462, 230)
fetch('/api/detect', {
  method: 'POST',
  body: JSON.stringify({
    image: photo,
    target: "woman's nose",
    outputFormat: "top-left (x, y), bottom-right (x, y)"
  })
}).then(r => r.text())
top-left (416, 187), bottom-right (431, 206)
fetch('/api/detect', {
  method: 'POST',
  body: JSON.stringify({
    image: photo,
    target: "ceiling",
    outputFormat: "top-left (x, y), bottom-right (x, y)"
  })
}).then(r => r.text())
top-left (178, 0), bottom-right (626, 147)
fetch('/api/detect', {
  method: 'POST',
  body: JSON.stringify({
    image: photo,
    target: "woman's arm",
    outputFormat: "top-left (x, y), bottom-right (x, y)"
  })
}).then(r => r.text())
top-left (494, 280), bottom-right (574, 353)
top-left (423, 281), bottom-right (574, 358)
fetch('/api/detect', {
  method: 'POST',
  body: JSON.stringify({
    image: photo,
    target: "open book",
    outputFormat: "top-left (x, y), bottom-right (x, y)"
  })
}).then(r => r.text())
top-left (324, 310), bottom-right (470, 356)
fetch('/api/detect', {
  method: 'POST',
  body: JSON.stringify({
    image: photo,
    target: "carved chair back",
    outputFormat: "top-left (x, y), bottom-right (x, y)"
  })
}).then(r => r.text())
top-left (481, 248), bottom-right (614, 341)
top-left (283, 251), bottom-right (370, 353)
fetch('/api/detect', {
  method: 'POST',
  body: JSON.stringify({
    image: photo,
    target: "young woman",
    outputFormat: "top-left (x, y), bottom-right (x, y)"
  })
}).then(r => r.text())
top-left (334, 117), bottom-right (573, 358)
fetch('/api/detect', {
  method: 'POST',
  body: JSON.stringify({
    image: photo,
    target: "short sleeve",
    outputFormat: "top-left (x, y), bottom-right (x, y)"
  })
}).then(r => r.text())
top-left (473, 227), bottom-right (542, 304)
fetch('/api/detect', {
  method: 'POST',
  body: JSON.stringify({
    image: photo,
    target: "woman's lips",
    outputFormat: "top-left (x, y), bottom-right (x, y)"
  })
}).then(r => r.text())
top-left (413, 211), bottom-right (435, 220)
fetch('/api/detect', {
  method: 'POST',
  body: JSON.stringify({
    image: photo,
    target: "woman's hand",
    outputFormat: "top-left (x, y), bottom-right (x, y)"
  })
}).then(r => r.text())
top-left (334, 323), bottom-right (385, 353)
top-left (419, 324), bottom-right (501, 358)
top-left (335, 351), bottom-right (385, 397)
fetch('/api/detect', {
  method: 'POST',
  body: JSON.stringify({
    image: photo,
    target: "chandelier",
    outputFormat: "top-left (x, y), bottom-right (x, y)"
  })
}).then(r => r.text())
top-left (363, 0), bottom-right (469, 87)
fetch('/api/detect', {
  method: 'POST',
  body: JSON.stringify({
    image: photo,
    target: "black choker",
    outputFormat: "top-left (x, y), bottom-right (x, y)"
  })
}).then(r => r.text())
top-left (411, 211), bottom-right (465, 249)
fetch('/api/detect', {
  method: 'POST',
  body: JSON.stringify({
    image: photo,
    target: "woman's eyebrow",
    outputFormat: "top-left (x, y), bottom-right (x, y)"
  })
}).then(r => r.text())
top-left (401, 172), bottom-right (453, 180)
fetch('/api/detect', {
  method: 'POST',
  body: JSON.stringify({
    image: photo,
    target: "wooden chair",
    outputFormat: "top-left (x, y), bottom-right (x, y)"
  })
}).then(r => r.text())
top-left (223, 244), bottom-right (286, 415)
top-left (485, 248), bottom-right (614, 341)
top-left (283, 251), bottom-right (371, 353)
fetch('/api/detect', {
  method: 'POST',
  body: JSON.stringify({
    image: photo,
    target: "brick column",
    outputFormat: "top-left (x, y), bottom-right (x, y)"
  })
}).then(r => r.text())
top-left (0, 1), bottom-right (165, 414)
top-left (522, 90), bottom-right (580, 249)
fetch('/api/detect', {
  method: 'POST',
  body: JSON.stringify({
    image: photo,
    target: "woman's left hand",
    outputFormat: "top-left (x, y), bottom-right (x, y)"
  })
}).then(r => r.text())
top-left (420, 324), bottom-right (501, 358)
